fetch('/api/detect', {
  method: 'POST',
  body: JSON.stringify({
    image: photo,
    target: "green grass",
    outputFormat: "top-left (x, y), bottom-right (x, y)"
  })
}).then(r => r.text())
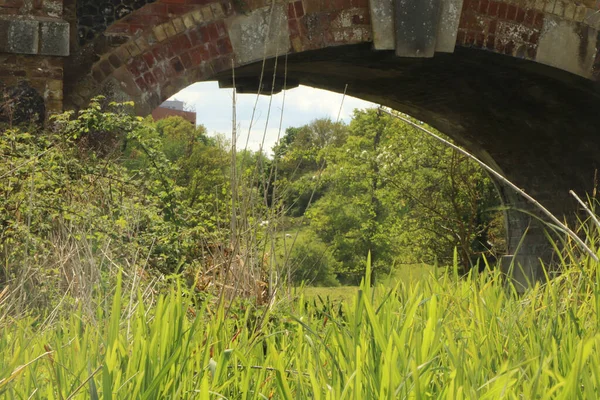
top-left (3, 256), bottom-right (600, 398)
top-left (299, 263), bottom-right (436, 303)
top-left (299, 285), bottom-right (360, 304)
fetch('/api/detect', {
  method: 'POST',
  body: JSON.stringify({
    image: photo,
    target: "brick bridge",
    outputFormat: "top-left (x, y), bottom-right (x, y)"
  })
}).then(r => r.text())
top-left (1, 0), bottom-right (600, 286)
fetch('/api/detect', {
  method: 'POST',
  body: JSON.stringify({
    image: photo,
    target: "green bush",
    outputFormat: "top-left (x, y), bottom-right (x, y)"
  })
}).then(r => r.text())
top-left (0, 99), bottom-right (227, 311)
top-left (289, 233), bottom-right (340, 286)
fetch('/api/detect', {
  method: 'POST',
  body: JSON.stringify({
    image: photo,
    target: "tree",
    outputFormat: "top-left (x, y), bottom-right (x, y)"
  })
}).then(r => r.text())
top-left (272, 119), bottom-right (348, 216)
top-left (304, 109), bottom-right (504, 280)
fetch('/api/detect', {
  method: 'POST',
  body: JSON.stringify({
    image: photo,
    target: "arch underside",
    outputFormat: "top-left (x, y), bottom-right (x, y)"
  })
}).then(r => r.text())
top-left (214, 44), bottom-right (599, 203)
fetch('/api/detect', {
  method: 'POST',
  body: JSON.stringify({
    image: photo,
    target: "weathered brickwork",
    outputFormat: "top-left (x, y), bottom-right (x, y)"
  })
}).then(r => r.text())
top-left (82, 0), bottom-right (371, 110)
top-left (105, 1), bottom-right (234, 37)
top-left (77, 0), bottom-right (159, 44)
top-left (290, 0), bottom-right (371, 52)
top-left (458, 0), bottom-right (545, 59)
top-left (0, 0), bottom-right (63, 17)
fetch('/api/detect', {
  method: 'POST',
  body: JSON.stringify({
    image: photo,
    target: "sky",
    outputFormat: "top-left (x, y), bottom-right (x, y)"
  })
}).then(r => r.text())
top-left (170, 82), bottom-right (376, 153)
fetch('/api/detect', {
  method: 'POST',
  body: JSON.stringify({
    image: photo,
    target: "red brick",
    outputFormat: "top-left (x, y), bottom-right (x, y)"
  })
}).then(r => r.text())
top-left (351, 0), bottom-right (368, 7)
top-left (215, 21), bottom-right (227, 37)
top-left (485, 35), bottom-right (495, 49)
top-left (171, 34), bottom-right (192, 54)
top-left (289, 19), bottom-right (300, 36)
top-left (170, 57), bottom-right (185, 74)
top-left (142, 52), bottom-right (156, 68)
top-left (488, 19), bottom-right (497, 35)
top-left (189, 47), bottom-right (205, 65)
top-left (152, 44), bottom-right (170, 62)
top-left (143, 72), bottom-right (157, 87)
top-left (126, 57), bottom-right (149, 76)
top-left (529, 31), bottom-right (539, 44)
top-left (488, 1), bottom-right (499, 16)
top-left (135, 76), bottom-right (148, 91)
top-left (288, 2), bottom-right (295, 19)
top-left (206, 41), bottom-right (218, 58)
top-left (475, 32), bottom-right (485, 47)
top-left (507, 5), bottom-right (517, 20)
top-left (180, 52), bottom-right (193, 69)
top-left (294, 1), bottom-right (304, 18)
top-left (533, 12), bottom-right (544, 30)
top-left (516, 8), bottom-right (525, 23)
top-left (479, 0), bottom-right (489, 13)
top-left (465, 31), bottom-right (476, 45)
top-left (188, 25), bottom-right (209, 46)
top-left (153, 67), bottom-right (167, 84)
top-left (456, 30), bottom-right (466, 45)
top-left (207, 23), bottom-right (219, 41)
top-left (459, 12), bottom-right (479, 30)
top-left (524, 9), bottom-right (535, 26)
top-left (333, 0), bottom-right (345, 11)
top-left (167, 4), bottom-right (194, 15)
top-left (135, 3), bottom-right (168, 15)
top-left (352, 13), bottom-right (368, 25)
top-left (497, 2), bottom-right (507, 18)
top-left (216, 37), bottom-right (233, 55)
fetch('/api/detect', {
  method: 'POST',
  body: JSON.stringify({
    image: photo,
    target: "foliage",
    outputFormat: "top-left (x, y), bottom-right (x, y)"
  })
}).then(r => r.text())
top-left (275, 110), bottom-right (504, 280)
top-left (3, 248), bottom-right (600, 398)
top-left (273, 119), bottom-right (347, 217)
top-left (0, 99), bottom-right (231, 310)
top-left (288, 232), bottom-right (340, 286)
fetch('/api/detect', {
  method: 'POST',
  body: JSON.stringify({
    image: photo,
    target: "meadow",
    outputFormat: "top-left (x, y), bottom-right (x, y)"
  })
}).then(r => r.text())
top-left (2, 255), bottom-right (600, 398)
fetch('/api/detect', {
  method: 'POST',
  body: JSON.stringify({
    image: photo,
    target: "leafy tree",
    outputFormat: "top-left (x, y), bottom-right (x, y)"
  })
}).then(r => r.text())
top-left (288, 232), bottom-right (340, 286)
top-left (272, 119), bottom-right (348, 217)
top-left (298, 109), bottom-right (504, 280)
top-left (306, 110), bottom-right (396, 282)
top-left (376, 111), bottom-right (504, 271)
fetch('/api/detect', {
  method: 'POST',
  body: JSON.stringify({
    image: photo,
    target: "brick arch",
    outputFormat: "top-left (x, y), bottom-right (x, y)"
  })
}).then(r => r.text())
top-left (65, 0), bottom-right (600, 288)
top-left (71, 0), bottom-right (600, 111)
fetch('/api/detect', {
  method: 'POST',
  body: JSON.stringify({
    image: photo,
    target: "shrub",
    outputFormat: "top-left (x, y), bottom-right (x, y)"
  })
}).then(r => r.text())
top-left (289, 233), bottom-right (340, 286)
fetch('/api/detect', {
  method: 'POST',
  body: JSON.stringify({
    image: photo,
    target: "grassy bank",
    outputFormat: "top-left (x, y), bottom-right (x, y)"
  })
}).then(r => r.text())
top-left (2, 257), bottom-right (600, 398)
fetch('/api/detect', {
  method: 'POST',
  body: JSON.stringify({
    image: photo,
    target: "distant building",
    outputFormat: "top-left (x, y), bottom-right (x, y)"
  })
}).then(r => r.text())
top-left (152, 100), bottom-right (196, 125)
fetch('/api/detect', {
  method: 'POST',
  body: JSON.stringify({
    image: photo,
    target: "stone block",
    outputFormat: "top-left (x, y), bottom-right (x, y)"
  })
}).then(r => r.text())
top-left (226, 4), bottom-right (290, 65)
top-left (153, 24), bottom-right (167, 42)
top-left (395, 0), bottom-right (442, 57)
top-left (39, 20), bottom-right (69, 56)
top-left (0, 18), bottom-right (39, 54)
top-left (0, 17), bottom-right (69, 56)
top-left (436, 0), bottom-right (463, 53)
top-left (369, 0), bottom-right (395, 50)
top-left (536, 15), bottom-right (597, 78)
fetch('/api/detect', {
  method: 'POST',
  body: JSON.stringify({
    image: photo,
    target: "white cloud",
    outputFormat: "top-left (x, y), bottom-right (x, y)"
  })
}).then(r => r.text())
top-left (169, 82), bottom-right (376, 153)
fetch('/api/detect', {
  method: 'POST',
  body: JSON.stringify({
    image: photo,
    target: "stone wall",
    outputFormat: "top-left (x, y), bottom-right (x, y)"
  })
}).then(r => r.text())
top-left (0, 0), bottom-right (68, 119)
